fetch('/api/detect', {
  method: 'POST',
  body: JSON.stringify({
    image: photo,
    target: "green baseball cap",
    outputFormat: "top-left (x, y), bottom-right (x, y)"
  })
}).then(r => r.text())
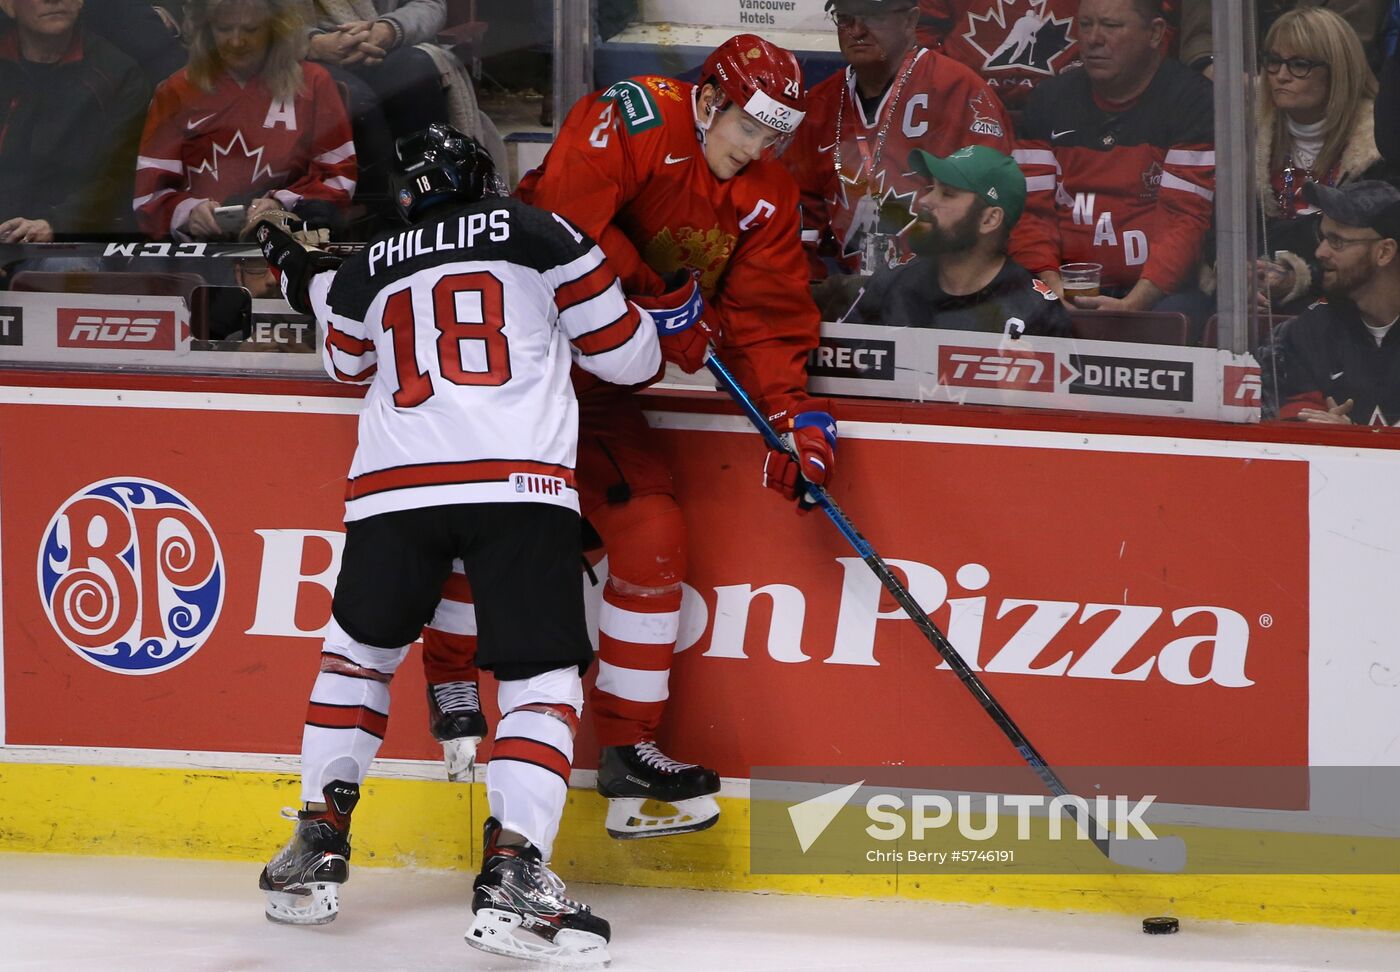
top-left (909, 145), bottom-right (1026, 227)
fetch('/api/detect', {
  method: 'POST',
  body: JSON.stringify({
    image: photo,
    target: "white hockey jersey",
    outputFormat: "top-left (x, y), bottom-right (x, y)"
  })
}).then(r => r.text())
top-left (308, 197), bottom-right (662, 521)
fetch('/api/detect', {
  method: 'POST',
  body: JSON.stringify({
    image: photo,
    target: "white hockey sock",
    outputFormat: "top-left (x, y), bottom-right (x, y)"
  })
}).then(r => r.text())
top-left (300, 620), bottom-right (409, 805)
top-left (487, 667), bottom-right (583, 860)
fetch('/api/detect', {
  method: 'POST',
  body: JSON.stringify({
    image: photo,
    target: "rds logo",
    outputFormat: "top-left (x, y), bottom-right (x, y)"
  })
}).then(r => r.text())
top-left (38, 479), bottom-right (223, 675)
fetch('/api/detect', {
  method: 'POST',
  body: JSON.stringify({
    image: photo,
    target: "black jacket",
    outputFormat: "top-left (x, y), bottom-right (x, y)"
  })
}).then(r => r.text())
top-left (1270, 297), bottom-right (1400, 426)
top-left (0, 26), bottom-right (151, 234)
top-left (846, 256), bottom-right (1073, 338)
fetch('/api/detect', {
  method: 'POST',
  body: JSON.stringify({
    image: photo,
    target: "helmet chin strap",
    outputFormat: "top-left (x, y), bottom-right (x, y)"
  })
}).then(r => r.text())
top-left (692, 84), bottom-right (723, 148)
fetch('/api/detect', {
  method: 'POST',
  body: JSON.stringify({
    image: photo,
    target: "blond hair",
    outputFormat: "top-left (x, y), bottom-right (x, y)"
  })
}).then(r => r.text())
top-left (1260, 7), bottom-right (1377, 179)
top-left (186, 0), bottom-right (308, 101)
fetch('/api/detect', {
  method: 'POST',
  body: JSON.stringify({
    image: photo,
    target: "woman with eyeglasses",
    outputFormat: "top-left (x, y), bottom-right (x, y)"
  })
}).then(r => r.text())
top-left (1253, 6), bottom-right (1395, 313)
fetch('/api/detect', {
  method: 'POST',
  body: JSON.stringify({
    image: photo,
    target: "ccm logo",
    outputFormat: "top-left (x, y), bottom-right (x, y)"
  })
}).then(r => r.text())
top-left (939, 346), bottom-right (1055, 392)
top-left (58, 310), bottom-right (176, 350)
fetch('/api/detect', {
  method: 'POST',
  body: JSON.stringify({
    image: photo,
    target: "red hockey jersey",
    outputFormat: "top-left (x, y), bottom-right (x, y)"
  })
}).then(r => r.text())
top-left (918, 0), bottom-right (1081, 111)
top-left (516, 75), bottom-right (820, 417)
top-left (1013, 60), bottom-right (1215, 294)
top-left (783, 47), bottom-right (1015, 276)
top-left (133, 63), bottom-right (356, 236)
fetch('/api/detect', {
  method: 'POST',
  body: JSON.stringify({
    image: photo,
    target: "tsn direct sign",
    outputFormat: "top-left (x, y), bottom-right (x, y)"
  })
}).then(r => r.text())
top-left (939, 346), bottom-right (1056, 392)
top-left (57, 308), bottom-right (177, 350)
top-left (0, 398), bottom-right (1308, 786)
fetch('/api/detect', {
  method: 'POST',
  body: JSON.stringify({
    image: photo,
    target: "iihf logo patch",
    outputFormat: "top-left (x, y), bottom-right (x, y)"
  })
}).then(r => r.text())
top-left (38, 478), bottom-right (224, 675)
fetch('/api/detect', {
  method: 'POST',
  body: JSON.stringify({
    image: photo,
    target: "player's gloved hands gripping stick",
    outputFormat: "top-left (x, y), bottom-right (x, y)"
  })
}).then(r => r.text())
top-left (254, 217), bottom-right (343, 315)
top-left (632, 269), bottom-right (720, 373)
top-left (763, 404), bottom-right (838, 513)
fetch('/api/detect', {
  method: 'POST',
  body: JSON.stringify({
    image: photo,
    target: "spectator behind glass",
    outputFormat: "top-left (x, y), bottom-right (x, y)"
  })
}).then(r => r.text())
top-left (304, 2), bottom-right (457, 223)
top-left (1375, 2), bottom-right (1400, 164)
top-left (0, 0), bottom-right (150, 243)
top-left (1267, 180), bottom-right (1400, 427)
top-left (1179, 0), bottom-right (1387, 78)
top-left (916, 0), bottom-right (1082, 112)
top-left (81, 0), bottom-right (187, 87)
top-left (1253, 8), bottom-right (1394, 315)
top-left (783, 0), bottom-right (1018, 278)
top-left (841, 145), bottom-right (1072, 337)
top-left (1014, 0), bottom-right (1215, 328)
top-left (133, 0), bottom-right (357, 241)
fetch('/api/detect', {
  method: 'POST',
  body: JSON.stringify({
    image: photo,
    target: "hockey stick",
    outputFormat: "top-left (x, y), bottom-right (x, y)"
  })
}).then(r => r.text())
top-left (703, 351), bottom-right (1187, 874)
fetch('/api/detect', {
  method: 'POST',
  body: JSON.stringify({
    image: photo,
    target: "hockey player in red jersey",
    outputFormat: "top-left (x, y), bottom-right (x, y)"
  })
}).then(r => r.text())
top-left (783, 0), bottom-right (1017, 277)
top-left (419, 34), bottom-right (834, 841)
top-left (255, 126), bottom-right (679, 965)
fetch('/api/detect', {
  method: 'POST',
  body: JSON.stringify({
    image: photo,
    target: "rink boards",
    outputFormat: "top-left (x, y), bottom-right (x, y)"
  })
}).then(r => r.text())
top-left (1, 373), bottom-right (1399, 928)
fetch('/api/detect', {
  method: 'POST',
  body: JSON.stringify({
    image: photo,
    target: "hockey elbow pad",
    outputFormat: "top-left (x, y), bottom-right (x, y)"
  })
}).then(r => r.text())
top-left (254, 219), bottom-right (342, 315)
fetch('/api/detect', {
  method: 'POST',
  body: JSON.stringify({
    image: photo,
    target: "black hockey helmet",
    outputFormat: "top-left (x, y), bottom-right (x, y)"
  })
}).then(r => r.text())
top-left (393, 123), bottom-right (498, 224)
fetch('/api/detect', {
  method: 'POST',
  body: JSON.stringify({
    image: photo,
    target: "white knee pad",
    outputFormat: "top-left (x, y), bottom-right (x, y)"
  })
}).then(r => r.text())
top-left (323, 617), bottom-right (410, 676)
top-left (495, 666), bottom-right (584, 718)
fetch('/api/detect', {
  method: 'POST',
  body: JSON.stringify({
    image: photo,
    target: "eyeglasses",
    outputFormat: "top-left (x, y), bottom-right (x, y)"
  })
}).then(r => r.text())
top-left (830, 8), bottom-right (914, 30)
top-left (1315, 225), bottom-right (1382, 250)
top-left (1263, 53), bottom-right (1329, 80)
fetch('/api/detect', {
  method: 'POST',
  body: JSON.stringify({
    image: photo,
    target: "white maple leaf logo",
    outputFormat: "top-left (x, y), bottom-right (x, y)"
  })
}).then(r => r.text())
top-left (186, 129), bottom-right (285, 193)
top-left (964, 0), bottom-right (1075, 77)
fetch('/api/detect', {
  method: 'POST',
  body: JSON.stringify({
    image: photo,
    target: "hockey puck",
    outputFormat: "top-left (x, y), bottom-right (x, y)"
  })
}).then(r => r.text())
top-left (1142, 916), bottom-right (1180, 935)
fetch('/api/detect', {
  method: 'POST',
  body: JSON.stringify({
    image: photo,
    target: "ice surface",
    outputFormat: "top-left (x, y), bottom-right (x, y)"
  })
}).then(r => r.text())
top-left (1, 853), bottom-right (1397, 971)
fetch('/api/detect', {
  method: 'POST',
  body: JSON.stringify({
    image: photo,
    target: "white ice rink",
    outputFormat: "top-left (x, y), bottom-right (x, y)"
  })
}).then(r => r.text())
top-left (2, 853), bottom-right (1397, 971)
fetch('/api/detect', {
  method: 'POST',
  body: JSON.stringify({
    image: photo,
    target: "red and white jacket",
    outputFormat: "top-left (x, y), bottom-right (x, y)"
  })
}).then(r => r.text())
top-left (133, 63), bottom-right (356, 236)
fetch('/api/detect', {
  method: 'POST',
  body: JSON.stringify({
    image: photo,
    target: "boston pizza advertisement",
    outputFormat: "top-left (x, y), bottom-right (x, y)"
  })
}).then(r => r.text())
top-left (0, 386), bottom-right (1308, 805)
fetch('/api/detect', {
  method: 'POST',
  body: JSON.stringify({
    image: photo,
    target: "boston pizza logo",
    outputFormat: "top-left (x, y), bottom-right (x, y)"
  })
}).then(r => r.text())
top-left (38, 478), bottom-right (224, 675)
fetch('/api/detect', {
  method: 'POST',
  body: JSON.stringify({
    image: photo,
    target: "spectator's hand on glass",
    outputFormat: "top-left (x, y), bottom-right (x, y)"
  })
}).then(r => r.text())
top-left (0, 217), bottom-right (53, 243)
top-left (186, 200), bottom-right (227, 240)
top-left (1298, 397), bottom-right (1354, 424)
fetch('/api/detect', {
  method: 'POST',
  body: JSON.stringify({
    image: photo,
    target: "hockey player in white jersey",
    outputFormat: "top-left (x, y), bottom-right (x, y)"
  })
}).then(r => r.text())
top-left (255, 125), bottom-right (688, 966)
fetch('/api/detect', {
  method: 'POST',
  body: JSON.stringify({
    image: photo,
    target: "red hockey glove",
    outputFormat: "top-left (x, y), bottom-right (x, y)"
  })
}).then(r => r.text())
top-left (631, 270), bottom-right (720, 373)
top-left (763, 406), bottom-right (837, 513)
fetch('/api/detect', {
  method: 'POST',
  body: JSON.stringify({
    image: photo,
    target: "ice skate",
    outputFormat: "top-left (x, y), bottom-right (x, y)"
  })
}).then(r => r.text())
top-left (258, 781), bottom-right (358, 925)
top-left (597, 741), bottom-right (720, 840)
top-left (466, 818), bottom-right (611, 967)
top-left (427, 680), bottom-right (487, 782)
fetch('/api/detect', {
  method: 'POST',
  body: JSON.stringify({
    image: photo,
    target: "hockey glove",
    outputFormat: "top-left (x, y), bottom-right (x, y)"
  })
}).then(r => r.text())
top-left (254, 217), bottom-right (342, 315)
top-left (762, 405), bottom-right (837, 513)
top-left (631, 270), bottom-right (720, 373)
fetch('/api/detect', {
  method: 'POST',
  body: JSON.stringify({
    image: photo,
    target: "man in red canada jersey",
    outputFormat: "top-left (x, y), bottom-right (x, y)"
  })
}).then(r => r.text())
top-left (1013, 0), bottom-right (1214, 321)
top-left (783, 0), bottom-right (1017, 278)
top-left (417, 34), bottom-right (836, 841)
